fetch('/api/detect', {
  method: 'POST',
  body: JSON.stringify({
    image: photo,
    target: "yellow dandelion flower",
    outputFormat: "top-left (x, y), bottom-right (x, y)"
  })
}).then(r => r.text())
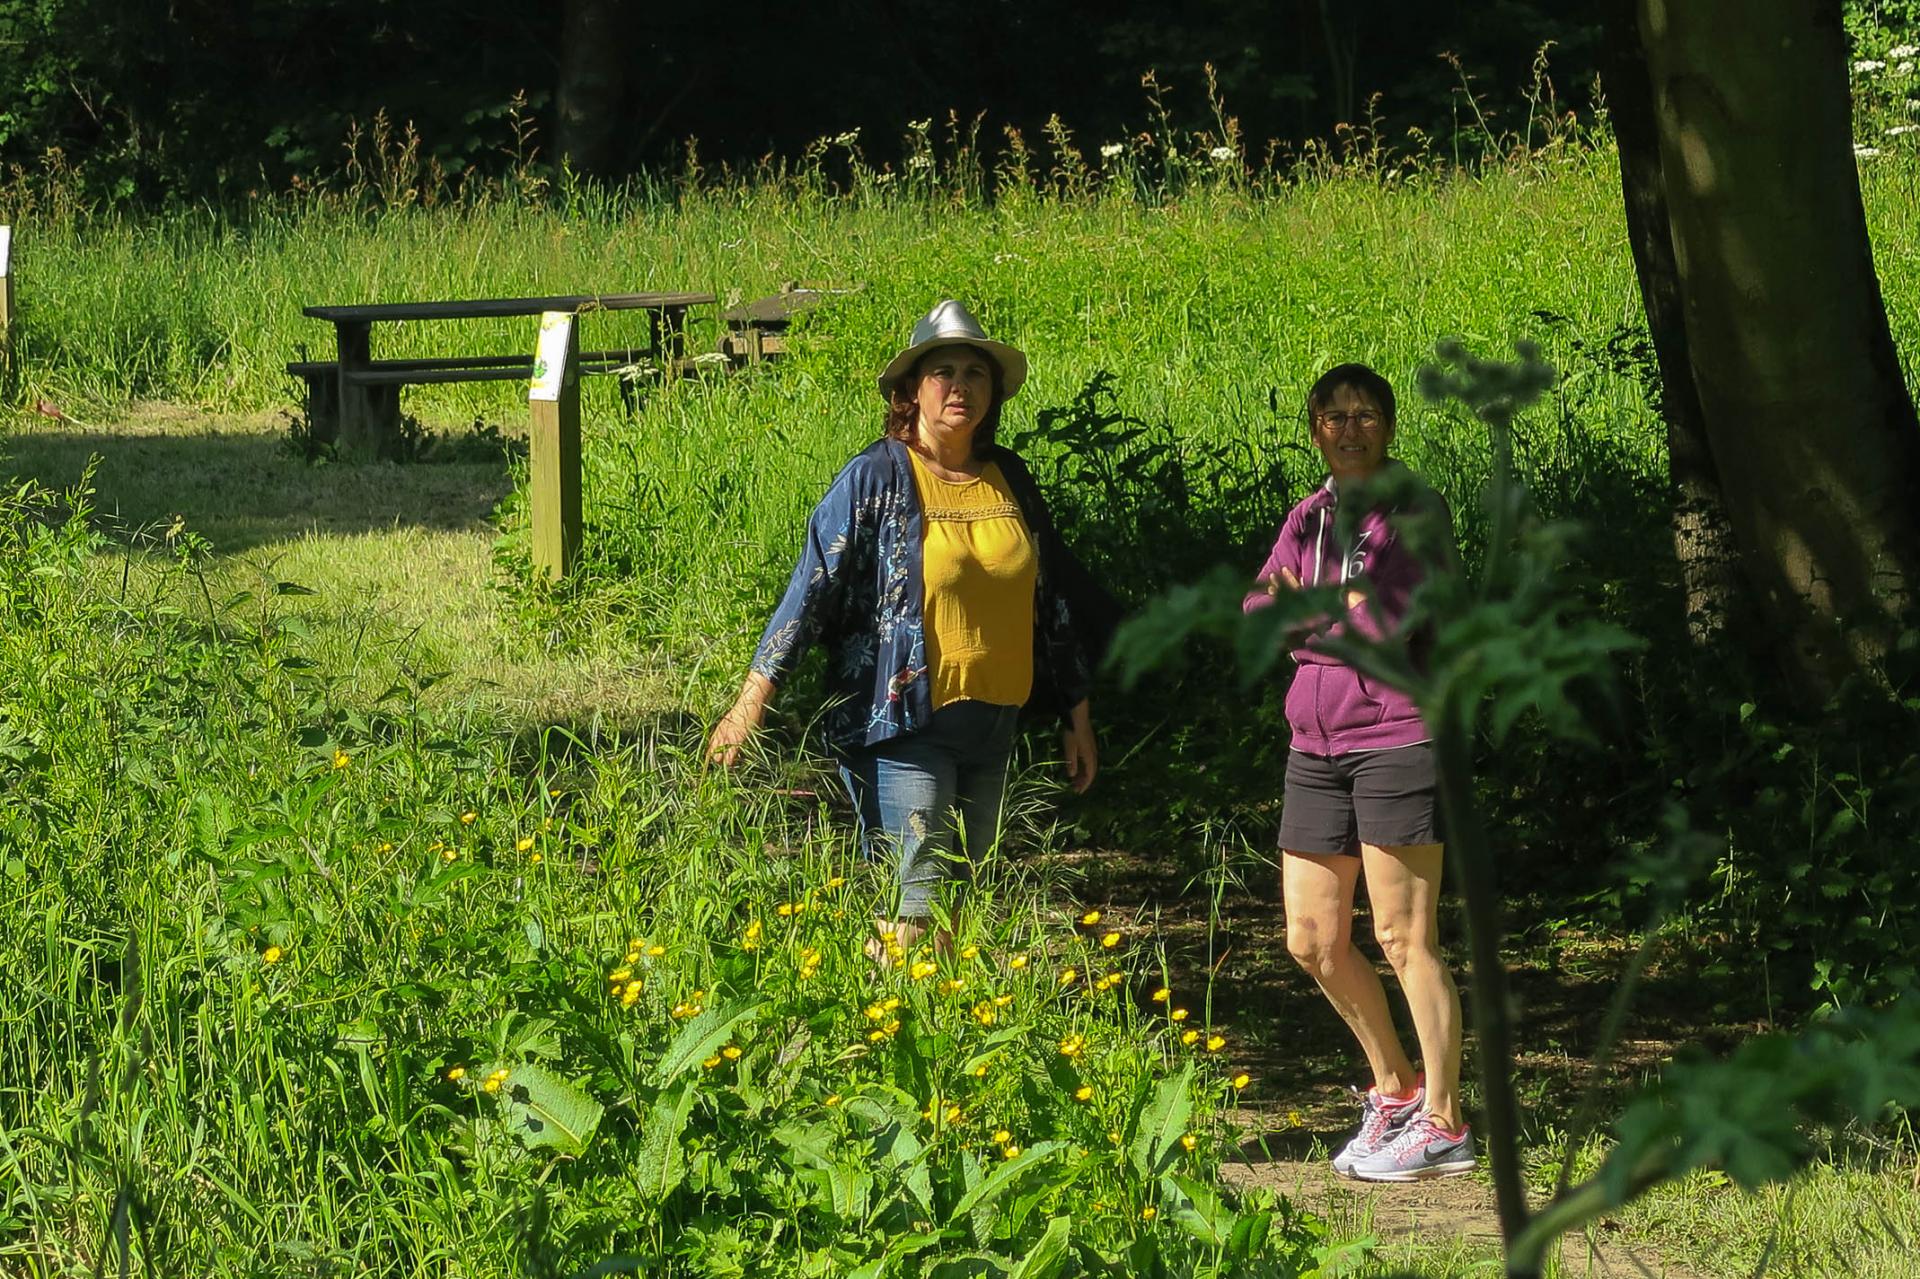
top-left (332, 750), bottom-right (350, 770)
top-left (620, 989), bottom-right (640, 1007)
top-left (882, 1018), bottom-right (900, 1034)
top-left (972, 1061), bottom-right (988, 1077)
top-left (868, 1028), bottom-right (889, 1043)
top-left (776, 902), bottom-right (797, 917)
top-left (1080, 909), bottom-right (1102, 926)
top-left (992, 1129), bottom-right (1012, 1144)
top-left (824, 1093), bottom-right (842, 1106)
top-left (1170, 1007), bottom-right (1189, 1022)
top-left (1107, 1129), bottom-right (1121, 1144)
top-left (440, 847), bottom-right (458, 863)
top-left (483, 1077), bottom-right (503, 1093)
top-left (744, 920), bottom-right (762, 939)
top-left (378, 842), bottom-right (394, 854)
top-left (460, 811), bottom-right (477, 825)
top-left (530, 852), bottom-right (542, 863)
top-left (1141, 1206), bottom-right (1157, 1221)
top-left (261, 946), bottom-right (283, 965)
top-left (992, 992), bottom-right (1014, 1007)
top-left (516, 836), bottom-right (534, 852)
top-left (825, 875), bottom-right (846, 889)
top-left (972, 1002), bottom-right (996, 1026)
top-left (624, 979), bottom-right (643, 996)
top-left (1059, 967), bottom-right (1078, 987)
top-left (608, 967), bottom-right (633, 981)
top-left (1151, 987), bottom-right (1170, 1002)
top-left (1231, 1072), bottom-right (1251, 1090)
top-left (1100, 931), bottom-right (1121, 949)
top-left (722, 1045), bottom-right (742, 1060)
top-left (446, 1066), bottom-right (467, 1081)
top-left (702, 1054), bottom-right (722, 1069)
top-left (946, 1104), bottom-right (962, 1124)
top-left (883, 996), bottom-right (901, 1011)
top-left (960, 944), bottom-right (979, 960)
top-left (646, 944), bottom-right (665, 957)
top-left (1206, 1034), bottom-right (1226, 1052)
top-left (1181, 1029), bottom-right (1200, 1046)
top-left (937, 977), bottom-right (966, 996)
top-left (1008, 954), bottom-right (1029, 970)
top-left (910, 959), bottom-right (939, 980)
top-left (1074, 1085), bottom-right (1093, 1102)
top-left (548, 787), bottom-right (561, 798)
top-left (1058, 1034), bottom-right (1086, 1058)
top-left (865, 1001), bottom-right (888, 1021)
top-left (624, 951), bottom-right (642, 966)
top-left (1180, 1133), bottom-right (1198, 1152)
top-left (1287, 1109), bottom-right (1305, 1128)
top-left (1002, 1144), bottom-right (1021, 1159)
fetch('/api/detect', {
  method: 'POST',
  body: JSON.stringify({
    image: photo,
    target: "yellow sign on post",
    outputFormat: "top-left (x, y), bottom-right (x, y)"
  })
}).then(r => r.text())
top-left (529, 311), bottom-right (582, 581)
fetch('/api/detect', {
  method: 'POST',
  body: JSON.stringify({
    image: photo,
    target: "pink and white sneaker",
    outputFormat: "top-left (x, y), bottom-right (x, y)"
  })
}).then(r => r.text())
top-left (1330, 1082), bottom-right (1426, 1178)
top-left (1348, 1110), bottom-right (1477, 1182)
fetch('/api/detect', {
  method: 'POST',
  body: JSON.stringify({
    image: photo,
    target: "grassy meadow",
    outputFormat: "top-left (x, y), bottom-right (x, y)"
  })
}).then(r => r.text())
top-left (4, 141), bottom-right (1920, 1277)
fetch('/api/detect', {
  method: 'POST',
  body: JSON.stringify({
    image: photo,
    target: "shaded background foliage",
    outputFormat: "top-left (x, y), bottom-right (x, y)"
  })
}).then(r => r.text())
top-left (0, 0), bottom-right (1604, 202)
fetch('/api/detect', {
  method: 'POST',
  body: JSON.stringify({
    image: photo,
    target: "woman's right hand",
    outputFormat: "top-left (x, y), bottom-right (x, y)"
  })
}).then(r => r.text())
top-left (1266, 566), bottom-right (1303, 595)
top-left (706, 673), bottom-right (775, 767)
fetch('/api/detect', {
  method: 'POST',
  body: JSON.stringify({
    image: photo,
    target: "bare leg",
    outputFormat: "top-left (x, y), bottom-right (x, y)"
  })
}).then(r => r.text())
top-left (1283, 849), bottom-right (1419, 1096)
top-left (1360, 842), bottom-right (1463, 1128)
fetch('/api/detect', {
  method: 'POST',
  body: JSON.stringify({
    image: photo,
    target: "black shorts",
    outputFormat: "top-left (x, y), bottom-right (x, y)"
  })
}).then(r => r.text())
top-left (1279, 743), bottom-right (1442, 856)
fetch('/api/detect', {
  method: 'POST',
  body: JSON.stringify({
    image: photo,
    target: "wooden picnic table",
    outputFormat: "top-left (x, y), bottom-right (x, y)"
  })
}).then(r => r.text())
top-left (296, 290), bottom-right (715, 457)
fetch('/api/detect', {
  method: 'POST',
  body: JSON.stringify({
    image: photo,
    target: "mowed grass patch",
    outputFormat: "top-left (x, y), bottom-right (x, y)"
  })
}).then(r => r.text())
top-left (0, 404), bottom-right (673, 724)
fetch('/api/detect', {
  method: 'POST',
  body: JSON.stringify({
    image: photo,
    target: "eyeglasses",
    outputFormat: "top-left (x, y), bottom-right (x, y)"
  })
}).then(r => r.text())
top-left (1313, 409), bottom-right (1384, 432)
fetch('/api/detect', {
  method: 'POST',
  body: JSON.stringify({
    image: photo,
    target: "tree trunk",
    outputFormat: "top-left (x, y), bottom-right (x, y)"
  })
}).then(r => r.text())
top-left (1636, 0), bottom-right (1920, 694)
top-left (1599, 0), bottom-right (1747, 648)
top-left (556, 0), bottom-right (631, 177)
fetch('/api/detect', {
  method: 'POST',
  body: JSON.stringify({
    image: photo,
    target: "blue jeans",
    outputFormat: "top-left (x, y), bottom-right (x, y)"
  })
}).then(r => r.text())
top-left (838, 700), bottom-right (1021, 919)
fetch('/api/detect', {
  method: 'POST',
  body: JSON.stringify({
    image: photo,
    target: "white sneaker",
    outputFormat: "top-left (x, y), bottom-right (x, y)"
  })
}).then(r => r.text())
top-left (1330, 1082), bottom-right (1425, 1178)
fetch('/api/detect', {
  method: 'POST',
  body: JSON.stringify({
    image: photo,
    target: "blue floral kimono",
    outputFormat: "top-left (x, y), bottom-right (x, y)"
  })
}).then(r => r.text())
top-left (750, 436), bottom-right (1096, 756)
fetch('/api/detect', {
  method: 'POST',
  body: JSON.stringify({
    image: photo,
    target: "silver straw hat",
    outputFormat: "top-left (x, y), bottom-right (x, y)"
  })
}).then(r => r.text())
top-left (876, 300), bottom-right (1028, 401)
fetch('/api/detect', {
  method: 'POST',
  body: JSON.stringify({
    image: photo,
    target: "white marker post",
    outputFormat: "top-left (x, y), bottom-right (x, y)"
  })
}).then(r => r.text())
top-left (528, 310), bottom-right (582, 581)
top-left (0, 226), bottom-right (13, 351)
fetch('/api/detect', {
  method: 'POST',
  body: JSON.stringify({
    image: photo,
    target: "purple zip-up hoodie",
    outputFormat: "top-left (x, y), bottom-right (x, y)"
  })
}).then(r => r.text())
top-left (1243, 464), bottom-right (1446, 755)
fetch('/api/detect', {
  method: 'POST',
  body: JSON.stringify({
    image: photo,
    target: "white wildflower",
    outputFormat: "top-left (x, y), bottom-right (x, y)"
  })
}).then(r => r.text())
top-left (1899, 61), bottom-right (1916, 74)
top-left (1209, 145), bottom-right (1235, 163)
top-left (1856, 59), bottom-right (1888, 73)
top-left (1886, 124), bottom-right (1920, 136)
top-left (1100, 142), bottom-right (1125, 160)
top-left (1890, 44), bottom-right (1919, 58)
top-left (1855, 144), bottom-right (1884, 158)
top-left (832, 129), bottom-right (861, 147)
top-left (993, 252), bottom-right (1029, 265)
top-left (874, 170), bottom-right (896, 184)
top-left (907, 154), bottom-right (931, 170)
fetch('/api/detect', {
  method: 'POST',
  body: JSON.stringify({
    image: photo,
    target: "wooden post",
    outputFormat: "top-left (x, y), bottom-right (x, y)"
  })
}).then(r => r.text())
top-left (0, 226), bottom-right (14, 354)
top-left (528, 311), bottom-right (582, 581)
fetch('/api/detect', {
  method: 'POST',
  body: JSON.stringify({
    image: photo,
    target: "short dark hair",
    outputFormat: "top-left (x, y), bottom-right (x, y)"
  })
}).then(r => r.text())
top-left (1305, 362), bottom-right (1396, 428)
top-left (884, 343), bottom-right (1005, 452)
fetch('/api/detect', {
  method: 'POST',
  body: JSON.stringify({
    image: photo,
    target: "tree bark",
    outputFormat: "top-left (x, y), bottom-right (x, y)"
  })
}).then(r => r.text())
top-left (1635, 0), bottom-right (1920, 695)
top-left (556, 0), bottom-right (631, 177)
top-left (1600, 0), bottom-right (1747, 649)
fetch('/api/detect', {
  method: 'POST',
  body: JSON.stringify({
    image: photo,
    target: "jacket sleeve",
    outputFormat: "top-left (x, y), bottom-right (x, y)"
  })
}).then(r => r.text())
top-left (750, 473), bottom-right (859, 688)
top-left (1244, 513), bottom-right (1300, 613)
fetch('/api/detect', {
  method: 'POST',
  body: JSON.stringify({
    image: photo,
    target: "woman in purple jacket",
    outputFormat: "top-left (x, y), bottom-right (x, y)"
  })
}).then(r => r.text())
top-left (1245, 363), bottom-right (1473, 1182)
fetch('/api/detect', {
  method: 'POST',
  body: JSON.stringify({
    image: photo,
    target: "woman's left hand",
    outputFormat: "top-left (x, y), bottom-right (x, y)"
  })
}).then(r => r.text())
top-left (1062, 699), bottom-right (1097, 794)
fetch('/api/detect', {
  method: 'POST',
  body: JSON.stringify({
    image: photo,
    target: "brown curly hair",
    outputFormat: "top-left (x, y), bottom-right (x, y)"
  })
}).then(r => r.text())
top-left (883, 343), bottom-right (1006, 453)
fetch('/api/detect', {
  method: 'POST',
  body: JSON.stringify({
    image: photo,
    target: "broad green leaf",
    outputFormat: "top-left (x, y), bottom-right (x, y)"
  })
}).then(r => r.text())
top-left (633, 1077), bottom-right (697, 1199)
top-left (479, 1061), bottom-right (603, 1156)
top-left (1128, 1062), bottom-right (1194, 1180)
top-left (649, 998), bottom-right (765, 1085)
top-left (1008, 1215), bottom-right (1071, 1279)
top-left (924, 1253), bottom-right (1011, 1279)
top-left (949, 1141), bottom-right (1066, 1223)
top-left (1166, 1172), bottom-right (1229, 1246)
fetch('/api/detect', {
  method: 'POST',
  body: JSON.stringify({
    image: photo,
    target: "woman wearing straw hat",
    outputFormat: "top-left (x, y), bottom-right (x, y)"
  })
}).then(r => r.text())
top-left (708, 300), bottom-right (1103, 955)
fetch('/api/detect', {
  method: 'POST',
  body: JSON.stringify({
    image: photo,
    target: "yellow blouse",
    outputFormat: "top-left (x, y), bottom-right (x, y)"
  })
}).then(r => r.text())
top-left (908, 450), bottom-right (1038, 709)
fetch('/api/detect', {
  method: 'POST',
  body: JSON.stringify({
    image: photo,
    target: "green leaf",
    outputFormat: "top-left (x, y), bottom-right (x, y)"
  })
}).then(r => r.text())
top-left (1129, 1062), bottom-right (1194, 1180)
top-left (1008, 1216), bottom-right (1071, 1279)
top-left (1166, 1172), bottom-right (1230, 1246)
top-left (480, 1061), bottom-right (603, 1156)
top-left (633, 1077), bottom-right (697, 1199)
top-left (649, 998), bottom-right (766, 1085)
top-left (949, 1141), bottom-right (1067, 1224)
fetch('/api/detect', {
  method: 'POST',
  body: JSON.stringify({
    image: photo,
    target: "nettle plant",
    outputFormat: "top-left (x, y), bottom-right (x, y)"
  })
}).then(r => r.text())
top-left (1108, 342), bottom-right (1920, 1278)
